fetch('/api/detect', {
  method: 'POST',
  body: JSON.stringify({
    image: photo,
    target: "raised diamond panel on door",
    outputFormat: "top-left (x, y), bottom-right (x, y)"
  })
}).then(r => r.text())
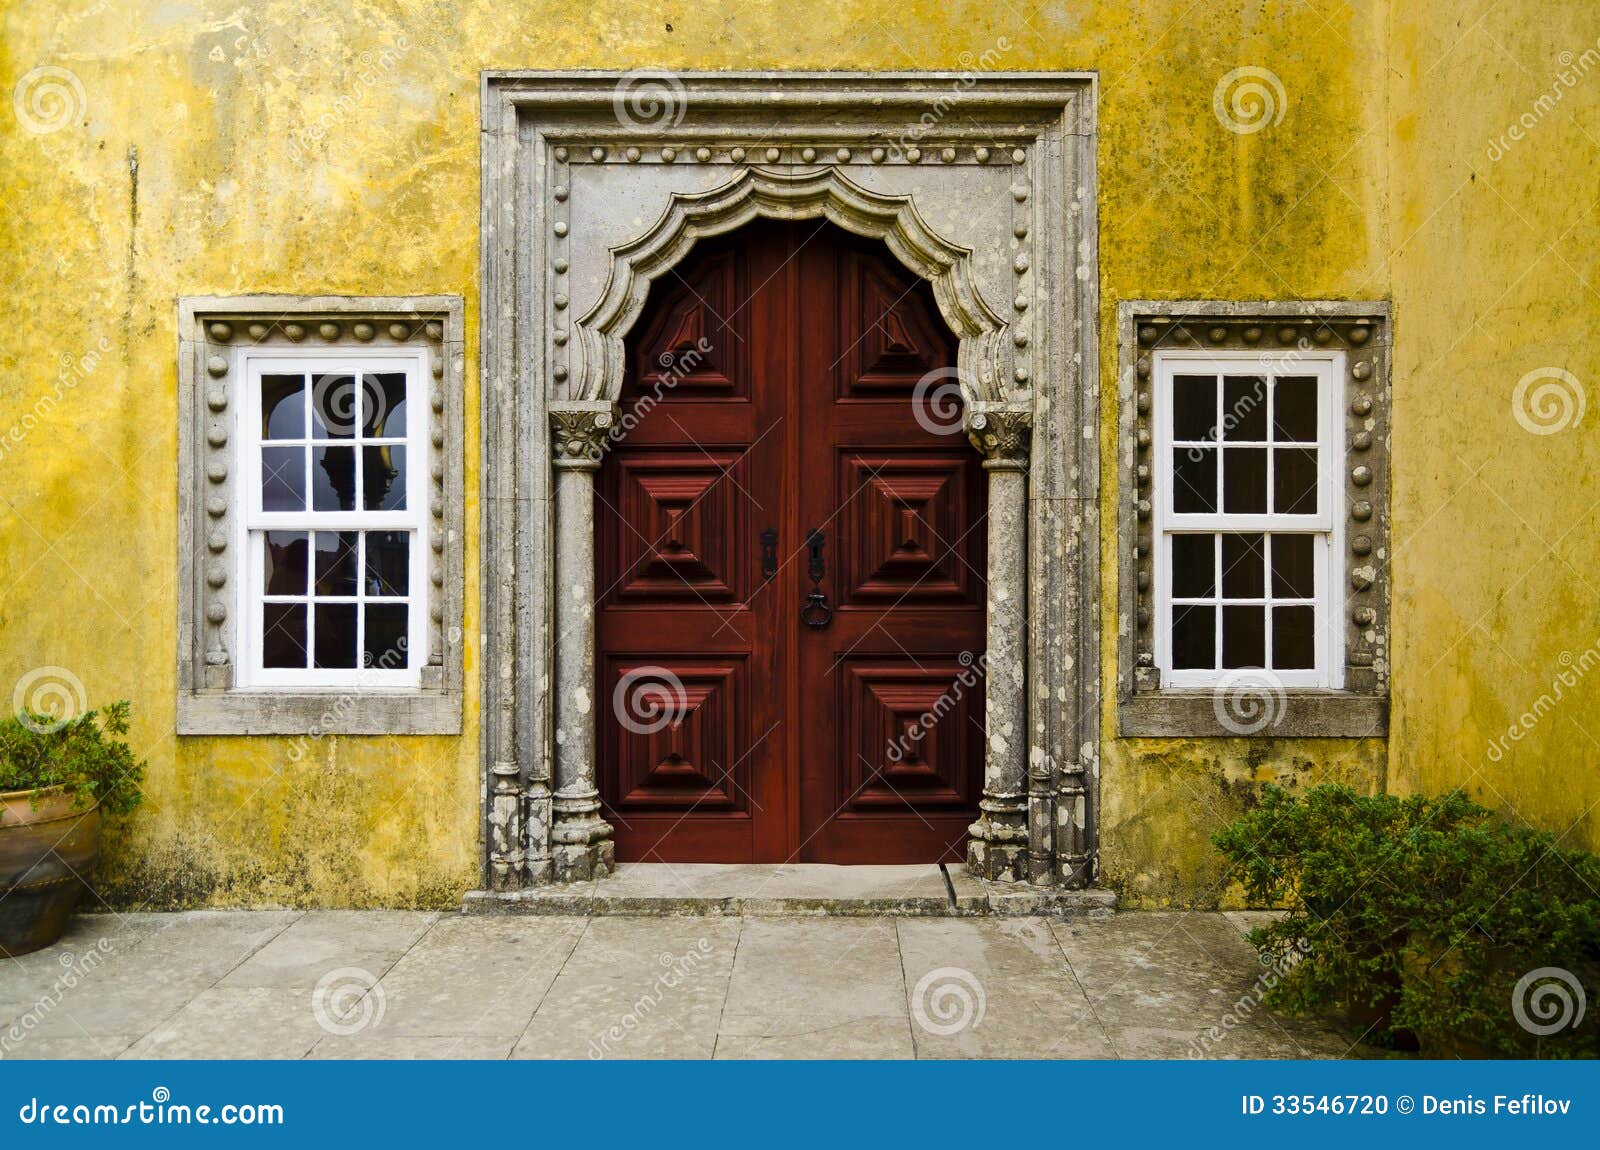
top-left (837, 657), bottom-right (982, 812)
top-left (837, 451), bottom-right (979, 604)
top-left (836, 246), bottom-right (950, 398)
top-left (629, 245), bottom-right (749, 399)
top-left (604, 450), bottom-right (749, 604)
top-left (603, 657), bottom-right (749, 814)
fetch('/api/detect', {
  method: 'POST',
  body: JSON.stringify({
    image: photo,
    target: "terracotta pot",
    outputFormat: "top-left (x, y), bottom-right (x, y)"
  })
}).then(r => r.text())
top-left (0, 786), bottom-right (100, 957)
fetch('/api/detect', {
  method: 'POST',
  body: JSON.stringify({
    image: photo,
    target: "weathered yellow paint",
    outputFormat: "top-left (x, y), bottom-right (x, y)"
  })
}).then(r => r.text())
top-left (1, 1), bottom-right (1594, 908)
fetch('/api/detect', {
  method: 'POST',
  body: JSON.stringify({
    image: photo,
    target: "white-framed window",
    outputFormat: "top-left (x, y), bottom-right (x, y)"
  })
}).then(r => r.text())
top-left (235, 349), bottom-right (429, 688)
top-left (1152, 350), bottom-right (1344, 690)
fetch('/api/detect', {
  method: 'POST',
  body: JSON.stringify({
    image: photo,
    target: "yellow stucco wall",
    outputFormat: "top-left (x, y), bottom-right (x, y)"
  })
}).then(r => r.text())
top-left (1, 0), bottom-right (1594, 908)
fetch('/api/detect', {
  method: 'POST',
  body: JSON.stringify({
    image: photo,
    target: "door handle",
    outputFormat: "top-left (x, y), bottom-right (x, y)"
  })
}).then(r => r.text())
top-left (800, 526), bottom-right (833, 629)
top-left (760, 527), bottom-right (778, 582)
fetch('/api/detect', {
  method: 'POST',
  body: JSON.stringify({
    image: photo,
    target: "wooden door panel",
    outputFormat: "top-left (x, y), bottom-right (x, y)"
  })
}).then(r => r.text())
top-left (629, 245), bottom-right (751, 400)
top-left (603, 656), bottom-right (749, 813)
top-left (603, 449), bottom-right (750, 605)
top-left (835, 657), bottom-right (983, 810)
top-left (835, 450), bottom-right (983, 606)
top-left (835, 245), bottom-right (951, 399)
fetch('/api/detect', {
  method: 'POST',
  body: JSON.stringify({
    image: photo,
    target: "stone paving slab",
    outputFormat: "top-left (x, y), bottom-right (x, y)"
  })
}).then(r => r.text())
top-left (0, 909), bottom-right (1364, 1061)
top-left (513, 917), bottom-right (740, 1059)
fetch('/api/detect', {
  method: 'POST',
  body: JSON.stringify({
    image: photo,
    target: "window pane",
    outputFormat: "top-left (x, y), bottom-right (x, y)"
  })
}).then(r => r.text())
top-left (1273, 447), bottom-right (1318, 514)
top-left (1221, 533), bottom-right (1265, 598)
top-left (1172, 448), bottom-right (1217, 513)
top-left (261, 446), bottom-right (305, 511)
top-left (1170, 534), bottom-right (1214, 598)
top-left (313, 603), bottom-right (359, 668)
top-left (264, 531), bottom-right (308, 595)
top-left (1222, 447), bottom-right (1267, 513)
top-left (313, 531), bottom-right (359, 596)
top-left (310, 374), bottom-right (359, 439)
top-left (1271, 534), bottom-right (1315, 599)
top-left (1222, 376), bottom-right (1268, 441)
top-left (364, 604), bottom-right (409, 669)
top-left (1222, 605), bottom-right (1266, 668)
top-left (1171, 604), bottom-right (1215, 669)
top-left (1273, 376), bottom-right (1318, 442)
top-left (261, 374), bottom-right (305, 439)
top-left (364, 373), bottom-right (407, 438)
top-left (362, 445), bottom-right (406, 511)
top-left (311, 445), bottom-right (358, 511)
top-left (366, 531), bottom-right (409, 596)
top-left (262, 603), bottom-right (307, 668)
top-left (1172, 374), bottom-right (1217, 441)
top-left (1273, 605), bottom-right (1317, 669)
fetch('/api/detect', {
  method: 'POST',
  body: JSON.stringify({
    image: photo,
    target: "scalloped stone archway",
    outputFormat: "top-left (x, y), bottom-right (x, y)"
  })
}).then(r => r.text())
top-left (568, 165), bottom-right (1011, 410)
top-left (480, 71), bottom-right (1100, 891)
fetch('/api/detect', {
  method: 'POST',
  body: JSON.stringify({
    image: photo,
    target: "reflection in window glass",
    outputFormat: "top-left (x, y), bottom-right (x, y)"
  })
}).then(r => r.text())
top-left (262, 603), bottom-right (307, 669)
top-left (264, 531), bottom-right (308, 595)
top-left (362, 445), bottom-right (405, 511)
top-left (261, 446), bottom-right (305, 511)
top-left (261, 374), bottom-right (305, 439)
top-left (364, 373), bottom-right (407, 438)
top-left (313, 603), bottom-right (359, 669)
top-left (1172, 375), bottom-right (1217, 441)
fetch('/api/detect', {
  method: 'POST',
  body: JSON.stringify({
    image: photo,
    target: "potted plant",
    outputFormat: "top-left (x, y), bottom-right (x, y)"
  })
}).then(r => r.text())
top-left (0, 700), bottom-right (144, 956)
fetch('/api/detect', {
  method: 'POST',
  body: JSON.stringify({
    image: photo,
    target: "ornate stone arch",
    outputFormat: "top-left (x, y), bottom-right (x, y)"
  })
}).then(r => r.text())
top-left (568, 165), bottom-right (1010, 408)
top-left (480, 72), bottom-right (1100, 893)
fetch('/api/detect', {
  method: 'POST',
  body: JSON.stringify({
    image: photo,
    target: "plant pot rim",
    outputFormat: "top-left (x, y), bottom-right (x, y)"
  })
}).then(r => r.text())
top-left (1, 782), bottom-right (69, 801)
top-left (0, 784), bottom-right (99, 815)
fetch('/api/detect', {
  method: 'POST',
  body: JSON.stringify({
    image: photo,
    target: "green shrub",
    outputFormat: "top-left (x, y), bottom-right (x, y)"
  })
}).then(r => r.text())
top-left (1213, 784), bottom-right (1599, 1058)
top-left (0, 700), bottom-right (146, 817)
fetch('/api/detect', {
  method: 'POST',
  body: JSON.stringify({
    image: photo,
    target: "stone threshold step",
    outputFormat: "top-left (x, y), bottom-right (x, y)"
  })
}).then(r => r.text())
top-left (462, 862), bottom-right (1116, 918)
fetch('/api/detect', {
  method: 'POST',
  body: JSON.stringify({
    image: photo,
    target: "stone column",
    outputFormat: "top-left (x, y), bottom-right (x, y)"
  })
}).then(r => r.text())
top-left (548, 403), bottom-right (618, 882)
top-left (965, 407), bottom-right (1032, 883)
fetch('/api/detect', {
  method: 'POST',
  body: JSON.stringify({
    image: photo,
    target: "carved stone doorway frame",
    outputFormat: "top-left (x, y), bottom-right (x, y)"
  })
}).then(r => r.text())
top-left (479, 71), bottom-right (1099, 889)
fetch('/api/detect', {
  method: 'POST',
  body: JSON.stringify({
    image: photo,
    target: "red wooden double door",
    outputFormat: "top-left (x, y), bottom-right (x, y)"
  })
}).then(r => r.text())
top-left (595, 220), bottom-right (986, 864)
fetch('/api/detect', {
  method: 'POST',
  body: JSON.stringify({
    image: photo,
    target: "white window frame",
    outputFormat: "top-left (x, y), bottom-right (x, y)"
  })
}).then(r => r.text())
top-left (234, 347), bottom-right (430, 689)
top-left (1151, 349), bottom-right (1346, 690)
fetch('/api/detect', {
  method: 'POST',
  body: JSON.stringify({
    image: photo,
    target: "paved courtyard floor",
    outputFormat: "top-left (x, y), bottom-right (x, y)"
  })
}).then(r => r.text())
top-left (0, 908), bottom-right (1363, 1060)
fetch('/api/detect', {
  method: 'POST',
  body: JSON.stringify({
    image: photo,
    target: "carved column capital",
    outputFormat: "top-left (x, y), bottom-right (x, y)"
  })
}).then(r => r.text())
top-left (549, 401), bottom-right (620, 471)
top-left (966, 405), bottom-right (1033, 470)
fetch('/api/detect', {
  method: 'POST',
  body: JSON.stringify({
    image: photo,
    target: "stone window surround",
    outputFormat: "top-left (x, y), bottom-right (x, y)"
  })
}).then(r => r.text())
top-left (176, 295), bottom-right (465, 736)
top-left (1115, 301), bottom-right (1391, 739)
top-left (479, 71), bottom-right (1101, 890)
